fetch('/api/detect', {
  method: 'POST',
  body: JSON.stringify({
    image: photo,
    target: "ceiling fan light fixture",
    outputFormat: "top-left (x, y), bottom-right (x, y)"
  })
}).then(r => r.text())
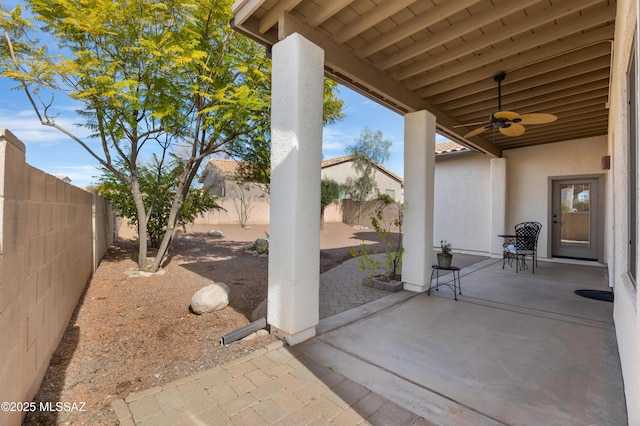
top-left (460, 72), bottom-right (558, 139)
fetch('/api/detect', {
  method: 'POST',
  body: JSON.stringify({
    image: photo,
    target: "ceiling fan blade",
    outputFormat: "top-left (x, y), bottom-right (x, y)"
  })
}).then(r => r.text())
top-left (493, 110), bottom-right (520, 120)
top-left (517, 113), bottom-right (558, 125)
top-left (464, 126), bottom-right (490, 138)
top-left (453, 121), bottom-right (489, 128)
top-left (499, 123), bottom-right (525, 137)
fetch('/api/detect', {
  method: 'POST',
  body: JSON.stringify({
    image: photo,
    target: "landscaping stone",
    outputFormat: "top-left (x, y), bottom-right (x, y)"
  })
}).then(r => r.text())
top-left (207, 230), bottom-right (224, 238)
top-left (190, 282), bottom-right (230, 314)
top-left (254, 238), bottom-right (269, 254)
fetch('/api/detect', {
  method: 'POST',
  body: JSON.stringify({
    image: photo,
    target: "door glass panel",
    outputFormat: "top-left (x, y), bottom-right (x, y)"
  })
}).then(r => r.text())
top-left (560, 183), bottom-right (591, 249)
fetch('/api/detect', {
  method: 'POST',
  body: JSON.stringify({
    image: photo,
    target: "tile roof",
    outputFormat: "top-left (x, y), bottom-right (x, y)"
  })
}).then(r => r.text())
top-left (435, 141), bottom-right (471, 155)
top-left (208, 159), bottom-right (241, 174)
top-left (321, 154), bottom-right (403, 184)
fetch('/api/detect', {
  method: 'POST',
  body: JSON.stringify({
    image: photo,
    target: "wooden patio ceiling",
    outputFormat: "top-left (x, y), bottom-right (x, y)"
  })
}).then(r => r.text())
top-left (231, 0), bottom-right (616, 157)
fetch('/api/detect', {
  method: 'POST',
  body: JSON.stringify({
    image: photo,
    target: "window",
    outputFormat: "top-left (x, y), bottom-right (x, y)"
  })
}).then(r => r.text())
top-left (629, 40), bottom-right (638, 284)
top-left (385, 189), bottom-right (396, 199)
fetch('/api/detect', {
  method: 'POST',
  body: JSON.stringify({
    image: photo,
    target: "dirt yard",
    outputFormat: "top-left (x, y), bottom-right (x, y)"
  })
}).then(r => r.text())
top-left (22, 222), bottom-right (389, 425)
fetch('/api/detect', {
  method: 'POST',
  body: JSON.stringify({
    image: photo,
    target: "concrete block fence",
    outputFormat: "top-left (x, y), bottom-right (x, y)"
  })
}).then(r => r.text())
top-left (0, 128), bottom-right (114, 426)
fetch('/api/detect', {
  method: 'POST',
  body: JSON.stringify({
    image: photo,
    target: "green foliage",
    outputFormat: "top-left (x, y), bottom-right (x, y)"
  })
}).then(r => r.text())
top-left (320, 178), bottom-right (341, 209)
top-left (96, 156), bottom-right (220, 248)
top-left (346, 127), bottom-right (392, 165)
top-left (351, 201), bottom-right (406, 281)
top-left (376, 193), bottom-right (394, 203)
top-left (344, 127), bottom-right (392, 210)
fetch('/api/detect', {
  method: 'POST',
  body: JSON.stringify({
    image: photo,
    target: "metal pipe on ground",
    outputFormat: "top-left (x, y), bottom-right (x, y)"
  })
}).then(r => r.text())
top-left (220, 317), bottom-right (268, 346)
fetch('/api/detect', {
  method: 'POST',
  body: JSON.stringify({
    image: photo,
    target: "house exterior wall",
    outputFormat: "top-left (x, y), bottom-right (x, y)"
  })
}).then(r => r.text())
top-left (434, 153), bottom-right (492, 253)
top-left (609, 0), bottom-right (640, 422)
top-left (433, 136), bottom-right (607, 258)
top-left (321, 161), bottom-right (403, 202)
top-left (200, 171), bottom-right (225, 197)
top-left (503, 136), bottom-right (608, 259)
top-left (0, 128), bottom-right (114, 426)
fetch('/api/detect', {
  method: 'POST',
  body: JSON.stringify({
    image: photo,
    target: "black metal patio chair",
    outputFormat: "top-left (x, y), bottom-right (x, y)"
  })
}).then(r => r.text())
top-left (503, 222), bottom-right (541, 273)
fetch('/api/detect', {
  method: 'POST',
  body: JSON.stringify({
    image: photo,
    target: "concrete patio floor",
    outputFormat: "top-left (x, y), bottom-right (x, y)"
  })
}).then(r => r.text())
top-left (305, 257), bottom-right (626, 425)
top-left (115, 256), bottom-right (627, 425)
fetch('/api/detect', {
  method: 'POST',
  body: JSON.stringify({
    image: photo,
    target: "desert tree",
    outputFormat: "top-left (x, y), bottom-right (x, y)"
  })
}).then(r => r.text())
top-left (344, 127), bottom-right (392, 224)
top-left (0, 0), bottom-right (343, 271)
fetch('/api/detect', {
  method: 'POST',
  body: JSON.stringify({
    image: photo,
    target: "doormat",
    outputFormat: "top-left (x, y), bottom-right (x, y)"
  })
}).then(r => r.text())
top-left (574, 289), bottom-right (614, 302)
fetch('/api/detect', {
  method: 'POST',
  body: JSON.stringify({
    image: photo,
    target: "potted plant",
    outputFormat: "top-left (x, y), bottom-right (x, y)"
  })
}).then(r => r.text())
top-left (438, 240), bottom-right (452, 268)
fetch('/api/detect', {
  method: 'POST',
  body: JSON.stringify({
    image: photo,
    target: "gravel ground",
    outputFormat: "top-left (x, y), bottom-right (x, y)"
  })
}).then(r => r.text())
top-left (22, 222), bottom-right (392, 425)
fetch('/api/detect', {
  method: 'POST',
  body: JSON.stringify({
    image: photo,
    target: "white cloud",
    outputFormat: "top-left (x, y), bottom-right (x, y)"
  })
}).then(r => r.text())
top-left (322, 126), bottom-right (354, 152)
top-left (0, 108), bottom-right (91, 146)
top-left (49, 164), bottom-right (101, 188)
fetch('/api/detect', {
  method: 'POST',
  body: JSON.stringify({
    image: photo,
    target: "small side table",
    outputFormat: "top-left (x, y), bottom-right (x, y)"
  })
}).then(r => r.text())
top-left (428, 265), bottom-right (462, 300)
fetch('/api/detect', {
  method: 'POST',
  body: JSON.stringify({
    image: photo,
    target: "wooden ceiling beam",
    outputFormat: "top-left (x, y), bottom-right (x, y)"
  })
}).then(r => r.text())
top-left (333, 0), bottom-right (418, 44)
top-left (450, 78), bottom-right (609, 119)
top-left (440, 65), bottom-right (611, 112)
top-left (306, 0), bottom-right (354, 27)
top-left (356, 0), bottom-right (482, 58)
top-left (427, 48), bottom-right (611, 104)
top-left (232, 0), bottom-right (268, 28)
top-left (391, 0), bottom-right (607, 79)
top-left (406, 23), bottom-right (614, 92)
top-left (259, 0), bottom-right (304, 34)
top-left (377, 0), bottom-right (542, 70)
top-left (455, 92), bottom-right (609, 124)
top-left (496, 125), bottom-right (608, 148)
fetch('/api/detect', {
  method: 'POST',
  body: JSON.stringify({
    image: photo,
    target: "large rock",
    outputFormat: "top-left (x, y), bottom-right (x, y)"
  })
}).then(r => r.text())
top-left (254, 238), bottom-right (269, 254)
top-left (207, 230), bottom-right (224, 238)
top-left (190, 282), bottom-right (230, 314)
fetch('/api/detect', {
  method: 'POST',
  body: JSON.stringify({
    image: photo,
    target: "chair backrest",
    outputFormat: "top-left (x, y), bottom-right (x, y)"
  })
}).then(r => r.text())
top-left (514, 222), bottom-right (541, 250)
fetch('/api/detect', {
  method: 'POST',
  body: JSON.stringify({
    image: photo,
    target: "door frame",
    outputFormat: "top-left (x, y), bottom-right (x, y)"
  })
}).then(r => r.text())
top-left (547, 174), bottom-right (605, 262)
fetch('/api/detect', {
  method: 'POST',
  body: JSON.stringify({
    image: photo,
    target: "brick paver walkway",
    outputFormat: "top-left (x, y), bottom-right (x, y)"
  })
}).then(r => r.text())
top-left (113, 341), bottom-right (430, 425)
top-left (319, 254), bottom-right (389, 319)
top-left (113, 255), bottom-right (432, 425)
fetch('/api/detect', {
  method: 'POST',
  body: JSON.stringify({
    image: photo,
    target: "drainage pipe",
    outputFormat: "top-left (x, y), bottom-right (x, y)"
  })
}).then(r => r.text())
top-left (220, 317), bottom-right (267, 346)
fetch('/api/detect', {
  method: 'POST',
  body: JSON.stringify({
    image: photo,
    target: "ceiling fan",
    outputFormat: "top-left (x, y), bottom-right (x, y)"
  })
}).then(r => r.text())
top-left (458, 72), bottom-right (558, 138)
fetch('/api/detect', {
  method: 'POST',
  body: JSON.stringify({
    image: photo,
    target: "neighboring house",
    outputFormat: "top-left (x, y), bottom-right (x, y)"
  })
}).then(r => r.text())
top-left (54, 175), bottom-right (72, 183)
top-left (199, 159), bottom-right (268, 199)
top-left (321, 154), bottom-right (404, 202)
top-left (198, 159), bottom-right (269, 226)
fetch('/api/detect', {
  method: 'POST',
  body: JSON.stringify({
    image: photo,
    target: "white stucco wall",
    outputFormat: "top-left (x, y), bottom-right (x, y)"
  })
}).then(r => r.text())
top-left (433, 135), bottom-right (607, 259)
top-left (434, 153), bottom-right (492, 253)
top-left (608, 0), bottom-right (639, 422)
top-left (503, 136), bottom-right (608, 259)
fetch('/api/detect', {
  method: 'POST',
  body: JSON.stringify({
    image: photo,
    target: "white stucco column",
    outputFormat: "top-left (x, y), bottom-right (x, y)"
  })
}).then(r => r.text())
top-left (403, 110), bottom-right (436, 292)
top-left (489, 158), bottom-right (507, 255)
top-left (268, 33), bottom-right (324, 345)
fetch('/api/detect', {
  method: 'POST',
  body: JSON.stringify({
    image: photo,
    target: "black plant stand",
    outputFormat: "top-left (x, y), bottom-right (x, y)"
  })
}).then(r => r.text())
top-left (428, 265), bottom-right (462, 300)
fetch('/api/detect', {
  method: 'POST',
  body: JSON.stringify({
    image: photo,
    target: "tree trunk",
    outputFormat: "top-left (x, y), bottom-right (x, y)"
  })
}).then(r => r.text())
top-left (130, 177), bottom-right (148, 270)
top-left (147, 162), bottom-right (198, 272)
